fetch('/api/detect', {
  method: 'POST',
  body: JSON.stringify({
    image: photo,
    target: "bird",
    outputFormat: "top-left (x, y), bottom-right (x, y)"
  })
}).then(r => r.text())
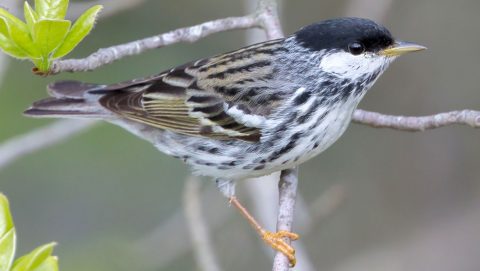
top-left (24, 17), bottom-right (426, 266)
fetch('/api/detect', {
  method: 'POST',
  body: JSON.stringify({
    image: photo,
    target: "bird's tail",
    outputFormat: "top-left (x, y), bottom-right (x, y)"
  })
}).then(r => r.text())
top-left (24, 81), bottom-right (111, 118)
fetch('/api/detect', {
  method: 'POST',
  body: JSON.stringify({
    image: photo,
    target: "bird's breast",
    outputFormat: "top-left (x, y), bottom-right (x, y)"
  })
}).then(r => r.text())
top-left (254, 90), bottom-right (362, 173)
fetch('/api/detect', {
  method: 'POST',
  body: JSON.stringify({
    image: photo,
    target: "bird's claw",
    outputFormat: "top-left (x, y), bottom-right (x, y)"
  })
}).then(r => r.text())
top-left (262, 230), bottom-right (299, 267)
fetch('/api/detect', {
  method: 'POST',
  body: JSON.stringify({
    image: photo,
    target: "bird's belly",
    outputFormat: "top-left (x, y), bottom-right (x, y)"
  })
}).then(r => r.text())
top-left (145, 101), bottom-right (357, 180)
top-left (190, 104), bottom-right (356, 179)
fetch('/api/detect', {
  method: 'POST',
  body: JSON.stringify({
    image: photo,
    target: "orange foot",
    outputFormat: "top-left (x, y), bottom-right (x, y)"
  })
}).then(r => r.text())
top-left (262, 230), bottom-right (300, 267)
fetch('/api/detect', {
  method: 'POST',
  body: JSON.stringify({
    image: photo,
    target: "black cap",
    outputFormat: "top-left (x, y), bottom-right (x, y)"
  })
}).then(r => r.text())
top-left (294, 17), bottom-right (394, 53)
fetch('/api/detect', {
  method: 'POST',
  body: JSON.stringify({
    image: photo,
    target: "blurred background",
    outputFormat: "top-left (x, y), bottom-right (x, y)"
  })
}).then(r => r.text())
top-left (1, 0), bottom-right (479, 270)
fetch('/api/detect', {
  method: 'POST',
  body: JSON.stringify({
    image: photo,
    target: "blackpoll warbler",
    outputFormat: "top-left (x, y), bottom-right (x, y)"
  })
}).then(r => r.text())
top-left (25, 17), bottom-right (426, 266)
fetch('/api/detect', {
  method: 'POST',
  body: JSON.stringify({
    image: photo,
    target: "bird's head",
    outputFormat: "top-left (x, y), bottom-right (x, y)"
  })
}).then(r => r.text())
top-left (294, 17), bottom-right (426, 81)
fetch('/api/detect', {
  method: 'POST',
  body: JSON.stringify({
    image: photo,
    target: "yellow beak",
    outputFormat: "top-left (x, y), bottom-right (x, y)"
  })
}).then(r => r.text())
top-left (379, 41), bottom-right (427, 57)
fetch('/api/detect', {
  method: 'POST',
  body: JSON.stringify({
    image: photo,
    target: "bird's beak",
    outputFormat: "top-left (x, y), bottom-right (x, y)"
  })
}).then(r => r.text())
top-left (379, 41), bottom-right (427, 57)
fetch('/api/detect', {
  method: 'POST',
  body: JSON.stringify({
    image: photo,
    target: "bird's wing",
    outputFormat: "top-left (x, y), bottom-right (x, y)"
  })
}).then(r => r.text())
top-left (98, 39), bottom-right (286, 142)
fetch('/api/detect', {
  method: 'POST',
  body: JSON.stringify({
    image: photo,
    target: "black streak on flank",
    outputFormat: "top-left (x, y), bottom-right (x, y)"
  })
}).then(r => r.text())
top-left (293, 90), bottom-right (312, 105)
top-left (274, 111), bottom-right (298, 134)
top-left (253, 165), bottom-right (265, 170)
top-left (340, 84), bottom-right (355, 100)
top-left (297, 99), bottom-right (319, 124)
top-left (221, 161), bottom-right (239, 166)
top-left (268, 133), bottom-right (302, 162)
top-left (208, 147), bottom-right (219, 154)
top-left (308, 110), bottom-right (329, 130)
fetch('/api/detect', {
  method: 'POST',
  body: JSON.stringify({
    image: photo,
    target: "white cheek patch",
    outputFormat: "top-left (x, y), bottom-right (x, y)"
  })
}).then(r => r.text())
top-left (318, 51), bottom-right (390, 79)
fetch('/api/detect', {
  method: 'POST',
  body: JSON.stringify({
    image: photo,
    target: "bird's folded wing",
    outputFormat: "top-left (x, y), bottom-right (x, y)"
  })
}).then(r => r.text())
top-left (98, 39), bottom-right (285, 142)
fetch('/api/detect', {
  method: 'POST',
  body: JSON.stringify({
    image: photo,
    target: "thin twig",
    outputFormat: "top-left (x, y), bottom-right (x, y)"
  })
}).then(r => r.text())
top-left (245, 1), bottom-right (313, 270)
top-left (257, 0), bottom-right (285, 39)
top-left (183, 177), bottom-right (222, 271)
top-left (0, 120), bottom-right (97, 170)
top-left (253, 2), bottom-right (302, 270)
top-left (51, 15), bottom-right (260, 73)
top-left (353, 109), bottom-right (480, 131)
top-left (272, 168), bottom-right (299, 271)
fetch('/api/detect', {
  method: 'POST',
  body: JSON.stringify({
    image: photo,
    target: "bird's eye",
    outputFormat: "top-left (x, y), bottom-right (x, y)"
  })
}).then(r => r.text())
top-left (348, 42), bottom-right (365, 55)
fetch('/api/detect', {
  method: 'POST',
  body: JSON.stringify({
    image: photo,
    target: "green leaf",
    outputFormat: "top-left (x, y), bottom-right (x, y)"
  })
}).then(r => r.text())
top-left (35, 0), bottom-right (69, 20)
top-left (0, 34), bottom-right (29, 58)
top-left (30, 257), bottom-right (58, 271)
top-left (0, 8), bottom-right (40, 58)
top-left (0, 12), bottom-right (29, 58)
top-left (0, 17), bottom-right (8, 37)
top-left (52, 5), bottom-right (102, 59)
top-left (0, 8), bottom-right (23, 27)
top-left (0, 194), bottom-right (14, 236)
top-left (34, 19), bottom-right (70, 56)
top-left (0, 229), bottom-right (16, 271)
top-left (12, 243), bottom-right (56, 271)
top-left (24, 2), bottom-right (39, 34)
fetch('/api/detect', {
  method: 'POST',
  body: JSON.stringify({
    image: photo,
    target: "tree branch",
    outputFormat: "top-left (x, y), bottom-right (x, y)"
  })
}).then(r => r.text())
top-left (256, 0), bottom-right (284, 39)
top-left (251, 2), bottom-right (302, 270)
top-left (51, 15), bottom-right (260, 73)
top-left (272, 168), bottom-right (299, 270)
top-left (353, 109), bottom-right (480, 131)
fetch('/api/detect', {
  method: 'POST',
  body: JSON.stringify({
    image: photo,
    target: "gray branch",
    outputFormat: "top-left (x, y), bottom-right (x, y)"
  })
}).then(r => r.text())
top-left (51, 15), bottom-right (260, 73)
top-left (353, 109), bottom-right (480, 131)
top-left (272, 168), bottom-right (299, 271)
top-left (256, 0), bottom-right (285, 39)
top-left (252, 2), bottom-right (301, 270)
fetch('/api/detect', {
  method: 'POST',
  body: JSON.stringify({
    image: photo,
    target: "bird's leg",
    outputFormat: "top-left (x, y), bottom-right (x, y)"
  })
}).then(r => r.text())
top-left (215, 177), bottom-right (299, 266)
top-left (229, 196), bottom-right (299, 266)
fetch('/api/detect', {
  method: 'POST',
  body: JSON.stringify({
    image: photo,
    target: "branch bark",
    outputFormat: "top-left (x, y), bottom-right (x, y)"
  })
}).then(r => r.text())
top-left (51, 15), bottom-right (261, 73)
top-left (272, 168), bottom-right (299, 271)
top-left (251, 2), bottom-right (301, 270)
top-left (353, 109), bottom-right (480, 131)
